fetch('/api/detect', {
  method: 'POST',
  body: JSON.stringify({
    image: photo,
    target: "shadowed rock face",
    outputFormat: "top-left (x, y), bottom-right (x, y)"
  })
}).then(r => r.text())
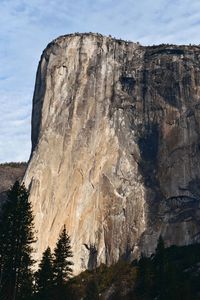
top-left (24, 33), bottom-right (200, 274)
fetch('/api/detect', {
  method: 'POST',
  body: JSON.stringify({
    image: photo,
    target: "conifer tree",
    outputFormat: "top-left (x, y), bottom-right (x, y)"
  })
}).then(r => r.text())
top-left (0, 181), bottom-right (36, 300)
top-left (35, 247), bottom-right (54, 300)
top-left (137, 253), bottom-right (154, 298)
top-left (53, 225), bottom-right (73, 287)
top-left (154, 235), bottom-right (166, 300)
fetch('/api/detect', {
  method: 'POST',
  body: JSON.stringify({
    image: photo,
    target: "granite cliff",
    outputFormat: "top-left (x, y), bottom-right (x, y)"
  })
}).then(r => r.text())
top-left (24, 33), bottom-right (200, 274)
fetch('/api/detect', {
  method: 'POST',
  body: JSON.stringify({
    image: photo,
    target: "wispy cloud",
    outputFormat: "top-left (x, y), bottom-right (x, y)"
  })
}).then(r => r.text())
top-left (1, 0), bottom-right (200, 162)
top-left (0, 90), bottom-right (31, 162)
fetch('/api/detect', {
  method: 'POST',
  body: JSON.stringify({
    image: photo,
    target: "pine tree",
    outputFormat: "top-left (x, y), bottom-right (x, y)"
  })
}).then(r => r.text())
top-left (53, 225), bottom-right (73, 287)
top-left (154, 235), bottom-right (166, 300)
top-left (0, 181), bottom-right (36, 300)
top-left (35, 247), bottom-right (54, 300)
top-left (137, 253), bottom-right (154, 299)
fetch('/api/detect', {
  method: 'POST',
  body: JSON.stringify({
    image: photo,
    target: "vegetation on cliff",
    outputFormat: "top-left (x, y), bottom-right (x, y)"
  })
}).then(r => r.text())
top-left (0, 181), bottom-right (35, 300)
top-left (0, 181), bottom-right (74, 300)
top-left (1, 181), bottom-right (200, 300)
top-left (68, 242), bottom-right (200, 300)
top-left (34, 226), bottom-right (73, 300)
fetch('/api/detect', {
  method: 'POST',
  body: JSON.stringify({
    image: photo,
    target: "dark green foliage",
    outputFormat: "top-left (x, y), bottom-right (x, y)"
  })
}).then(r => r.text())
top-left (0, 162), bottom-right (27, 167)
top-left (135, 237), bottom-right (167, 300)
top-left (53, 225), bottom-right (73, 287)
top-left (154, 236), bottom-right (166, 299)
top-left (31, 240), bottom-right (200, 300)
top-left (134, 239), bottom-right (200, 300)
top-left (84, 278), bottom-right (99, 300)
top-left (35, 247), bottom-right (54, 300)
top-left (1, 181), bottom-right (200, 300)
top-left (0, 181), bottom-right (36, 300)
top-left (136, 254), bottom-right (154, 299)
top-left (69, 261), bottom-right (138, 300)
top-left (33, 226), bottom-right (74, 300)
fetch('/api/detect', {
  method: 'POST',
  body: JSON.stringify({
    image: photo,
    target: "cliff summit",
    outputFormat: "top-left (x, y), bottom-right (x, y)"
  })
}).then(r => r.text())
top-left (24, 33), bottom-right (200, 274)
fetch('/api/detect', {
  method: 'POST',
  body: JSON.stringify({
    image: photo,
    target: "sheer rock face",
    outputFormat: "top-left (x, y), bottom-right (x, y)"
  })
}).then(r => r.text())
top-left (24, 33), bottom-right (200, 274)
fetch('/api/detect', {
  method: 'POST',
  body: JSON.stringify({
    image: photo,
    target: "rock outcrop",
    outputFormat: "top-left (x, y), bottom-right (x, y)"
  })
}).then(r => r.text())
top-left (0, 162), bottom-right (27, 204)
top-left (24, 33), bottom-right (200, 274)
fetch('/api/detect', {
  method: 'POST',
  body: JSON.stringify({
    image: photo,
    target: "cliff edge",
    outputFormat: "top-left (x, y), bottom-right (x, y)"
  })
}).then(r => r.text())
top-left (24, 33), bottom-right (200, 274)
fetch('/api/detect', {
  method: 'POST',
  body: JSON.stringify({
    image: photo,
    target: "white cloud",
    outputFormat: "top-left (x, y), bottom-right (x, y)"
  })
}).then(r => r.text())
top-left (1, 0), bottom-right (200, 162)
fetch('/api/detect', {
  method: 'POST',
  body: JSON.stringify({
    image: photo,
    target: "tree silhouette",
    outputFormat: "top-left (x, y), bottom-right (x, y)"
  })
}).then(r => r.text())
top-left (53, 225), bottom-right (73, 287)
top-left (35, 247), bottom-right (54, 300)
top-left (154, 235), bottom-right (166, 300)
top-left (137, 253), bottom-right (154, 299)
top-left (0, 181), bottom-right (36, 300)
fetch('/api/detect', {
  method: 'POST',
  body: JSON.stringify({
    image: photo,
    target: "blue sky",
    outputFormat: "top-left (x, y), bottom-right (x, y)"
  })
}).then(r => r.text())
top-left (1, 0), bottom-right (200, 162)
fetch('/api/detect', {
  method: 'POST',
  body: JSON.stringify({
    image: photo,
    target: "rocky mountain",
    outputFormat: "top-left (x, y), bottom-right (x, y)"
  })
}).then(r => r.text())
top-left (0, 162), bottom-right (27, 204)
top-left (24, 33), bottom-right (200, 274)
